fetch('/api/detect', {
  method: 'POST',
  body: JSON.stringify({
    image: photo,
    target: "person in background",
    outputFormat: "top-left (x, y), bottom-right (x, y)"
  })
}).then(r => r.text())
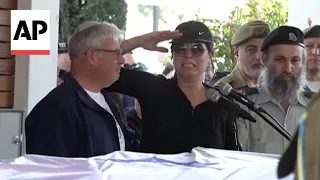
top-left (237, 26), bottom-right (313, 155)
top-left (57, 42), bottom-right (71, 85)
top-left (122, 52), bottom-right (148, 113)
top-left (122, 57), bottom-right (148, 144)
top-left (217, 20), bottom-right (271, 90)
top-left (204, 60), bottom-right (215, 86)
top-left (108, 20), bottom-right (239, 154)
top-left (211, 71), bottom-right (230, 84)
top-left (162, 63), bottom-right (175, 78)
top-left (25, 21), bottom-right (140, 157)
top-left (303, 25), bottom-right (320, 92)
top-left (277, 91), bottom-right (320, 180)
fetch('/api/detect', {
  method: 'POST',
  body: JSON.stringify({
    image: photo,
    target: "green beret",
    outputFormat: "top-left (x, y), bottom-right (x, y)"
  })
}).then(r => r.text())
top-left (231, 20), bottom-right (271, 46)
top-left (261, 26), bottom-right (304, 52)
top-left (303, 25), bottom-right (320, 39)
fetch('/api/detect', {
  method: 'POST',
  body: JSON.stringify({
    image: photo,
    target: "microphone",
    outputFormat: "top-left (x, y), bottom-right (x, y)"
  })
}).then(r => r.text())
top-left (214, 83), bottom-right (293, 140)
top-left (216, 82), bottom-right (267, 113)
top-left (206, 89), bottom-right (256, 123)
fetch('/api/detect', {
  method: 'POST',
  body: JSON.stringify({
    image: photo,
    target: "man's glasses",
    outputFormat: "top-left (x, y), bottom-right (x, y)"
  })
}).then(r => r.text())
top-left (95, 49), bottom-right (122, 59)
top-left (172, 43), bottom-right (207, 57)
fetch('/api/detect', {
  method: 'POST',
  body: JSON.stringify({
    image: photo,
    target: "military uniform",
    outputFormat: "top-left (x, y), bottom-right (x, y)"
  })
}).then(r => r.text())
top-left (277, 91), bottom-right (320, 179)
top-left (218, 67), bottom-right (254, 89)
top-left (237, 26), bottom-right (313, 155)
top-left (237, 84), bottom-right (312, 155)
top-left (217, 20), bottom-right (271, 90)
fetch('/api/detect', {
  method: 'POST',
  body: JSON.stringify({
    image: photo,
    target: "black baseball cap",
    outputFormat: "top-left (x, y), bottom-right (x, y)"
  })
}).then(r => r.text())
top-left (58, 42), bottom-right (68, 54)
top-left (170, 21), bottom-right (213, 44)
top-left (261, 26), bottom-right (305, 52)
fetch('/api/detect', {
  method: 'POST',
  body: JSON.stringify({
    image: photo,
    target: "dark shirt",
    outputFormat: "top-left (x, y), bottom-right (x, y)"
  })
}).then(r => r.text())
top-left (126, 109), bottom-right (143, 143)
top-left (25, 73), bottom-right (136, 158)
top-left (107, 69), bottom-right (237, 154)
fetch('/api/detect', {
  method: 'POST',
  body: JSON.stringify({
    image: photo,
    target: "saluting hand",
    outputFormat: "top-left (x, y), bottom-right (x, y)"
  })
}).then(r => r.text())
top-left (138, 30), bottom-right (183, 52)
top-left (121, 30), bottom-right (182, 54)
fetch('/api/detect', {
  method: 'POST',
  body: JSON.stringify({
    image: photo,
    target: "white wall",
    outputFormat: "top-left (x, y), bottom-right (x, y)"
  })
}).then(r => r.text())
top-left (288, 0), bottom-right (320, 29)
top-left (14, 0), bottom-right (60, 154)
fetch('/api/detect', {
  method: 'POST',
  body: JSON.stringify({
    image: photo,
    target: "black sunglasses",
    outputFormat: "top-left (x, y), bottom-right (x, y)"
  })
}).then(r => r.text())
top-left (172, 43), bottom-right (207, 57)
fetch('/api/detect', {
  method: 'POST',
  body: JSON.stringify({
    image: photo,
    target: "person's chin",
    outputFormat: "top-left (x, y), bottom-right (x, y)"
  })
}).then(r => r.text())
top-left (180, 72), bottom-right (200, 78)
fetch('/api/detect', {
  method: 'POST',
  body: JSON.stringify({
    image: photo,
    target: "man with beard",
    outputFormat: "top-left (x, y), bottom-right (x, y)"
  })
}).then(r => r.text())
top-left (237, 26), bottom-right (313, 155)
top-left (303, 25), bottom-right (320, 92)
top-left (217, 20), bottom-right (271, 90)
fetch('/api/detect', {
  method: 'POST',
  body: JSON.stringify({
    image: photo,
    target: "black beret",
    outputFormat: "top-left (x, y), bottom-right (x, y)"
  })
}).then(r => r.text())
top-left (303, 25), bottom-right (320, 39)
top-left (171, 21), bottom-right (212, 44)
top-left (261, 26), bottom-right (305, 52)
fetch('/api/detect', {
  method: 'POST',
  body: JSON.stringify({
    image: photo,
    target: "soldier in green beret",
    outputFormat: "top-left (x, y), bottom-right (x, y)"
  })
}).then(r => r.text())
top-left (217, 20), bottom-right (271, 90)
top-left (303, 25), bottom-right (320, 92)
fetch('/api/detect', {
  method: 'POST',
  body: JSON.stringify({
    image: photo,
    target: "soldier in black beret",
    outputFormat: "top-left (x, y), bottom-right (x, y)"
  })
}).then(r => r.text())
top-left (303, 25), bottom-right (320, 92)
top-left (237, 26), bottom-right (313, 155)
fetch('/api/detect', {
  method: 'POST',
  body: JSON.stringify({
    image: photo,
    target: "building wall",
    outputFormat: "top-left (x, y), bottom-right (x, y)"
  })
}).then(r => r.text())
top-left (0, 1), bottom-right (17, 108)
top-left (13, 0), bottom-right (60, 155)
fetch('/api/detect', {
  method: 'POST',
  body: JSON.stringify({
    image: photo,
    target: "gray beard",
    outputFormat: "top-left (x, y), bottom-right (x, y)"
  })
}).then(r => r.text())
top-left (264, 67), bottom-right (305, 102)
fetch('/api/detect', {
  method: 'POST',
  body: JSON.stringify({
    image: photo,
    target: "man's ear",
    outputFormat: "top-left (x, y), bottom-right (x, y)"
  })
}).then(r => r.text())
top-left (85, 49), bottom-right (96, 66)
top-left (209, 51), bottom-right (214, 59)
top-left (233, 46), bottom-right (239, 60)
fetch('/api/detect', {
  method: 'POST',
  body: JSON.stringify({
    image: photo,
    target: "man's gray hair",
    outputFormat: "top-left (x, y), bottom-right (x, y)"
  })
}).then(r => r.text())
top-left (68, 21), bottom-right (124, 59)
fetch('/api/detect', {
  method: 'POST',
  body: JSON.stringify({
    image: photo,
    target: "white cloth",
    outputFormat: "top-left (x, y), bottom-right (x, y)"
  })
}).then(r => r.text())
top-left (306, 80), bottom-right (320, 92)
top-left (85, 89), bottom-right (125, 151)
top-left (0, 147), bottom-right (294, 180)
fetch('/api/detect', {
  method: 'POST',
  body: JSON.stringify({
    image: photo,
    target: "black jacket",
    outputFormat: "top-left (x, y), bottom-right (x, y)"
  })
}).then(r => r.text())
top-left (25, 73), bottom-right (136, 158)
top-left (108, 69), bottom-right (238, 154)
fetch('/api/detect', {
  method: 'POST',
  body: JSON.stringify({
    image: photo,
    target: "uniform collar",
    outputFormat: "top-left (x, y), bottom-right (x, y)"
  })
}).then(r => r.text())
top-left (229, 67), bottom-right (256, 89)
top-left (255, 83), bottom-right (308, 107)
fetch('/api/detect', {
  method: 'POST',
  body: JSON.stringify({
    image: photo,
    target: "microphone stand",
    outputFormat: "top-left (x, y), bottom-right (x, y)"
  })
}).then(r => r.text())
top-left (254, 110), bottom-right (292, 141)
top-left (232, 120), bottom-right (242, 151)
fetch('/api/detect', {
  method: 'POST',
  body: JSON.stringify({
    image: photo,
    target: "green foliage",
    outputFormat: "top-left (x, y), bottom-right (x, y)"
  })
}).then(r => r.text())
top-left (196, 0), bottom-right (288, 72)
top-left (59, 0), bottom-right (127, 41)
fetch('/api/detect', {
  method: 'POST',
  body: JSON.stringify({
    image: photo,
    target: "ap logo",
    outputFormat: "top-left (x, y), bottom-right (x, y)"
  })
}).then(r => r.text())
top-left (10, 10), bottom-right (50, 55)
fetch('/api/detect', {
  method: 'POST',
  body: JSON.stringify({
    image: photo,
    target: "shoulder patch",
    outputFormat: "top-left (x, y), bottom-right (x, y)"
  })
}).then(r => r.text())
top-left (303, 90), bottom-right (315, 99)
top-left (241, 87), bottom-right (259, 96)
